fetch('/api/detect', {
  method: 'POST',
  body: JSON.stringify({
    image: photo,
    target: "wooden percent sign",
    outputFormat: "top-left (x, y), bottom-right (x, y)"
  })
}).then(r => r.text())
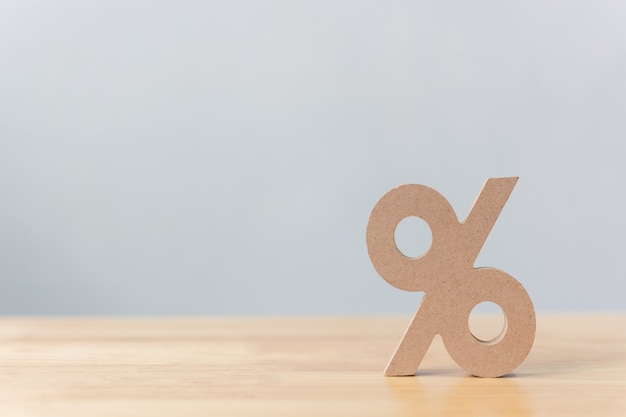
top-left (366, 177), bottom-right (535, 377)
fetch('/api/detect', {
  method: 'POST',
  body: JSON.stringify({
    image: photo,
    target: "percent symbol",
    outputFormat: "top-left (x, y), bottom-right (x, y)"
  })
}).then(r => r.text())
top-left (366, 177), bottom-right (535, 377)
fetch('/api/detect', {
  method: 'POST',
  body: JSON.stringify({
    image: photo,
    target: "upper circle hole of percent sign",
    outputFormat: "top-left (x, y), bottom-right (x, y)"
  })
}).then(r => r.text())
top-left (394, 216), bottom-right (432, 259)
top-left (366, 177), bottom-right (535, 378)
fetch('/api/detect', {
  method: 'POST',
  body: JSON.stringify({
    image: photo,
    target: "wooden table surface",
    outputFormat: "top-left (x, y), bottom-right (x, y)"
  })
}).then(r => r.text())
top-left (0, 314), bottom-right (624, 416)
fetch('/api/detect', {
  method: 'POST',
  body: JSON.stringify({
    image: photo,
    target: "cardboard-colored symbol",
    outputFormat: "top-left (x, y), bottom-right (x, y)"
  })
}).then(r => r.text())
top-left (366, 177), bottom-right (535, 377)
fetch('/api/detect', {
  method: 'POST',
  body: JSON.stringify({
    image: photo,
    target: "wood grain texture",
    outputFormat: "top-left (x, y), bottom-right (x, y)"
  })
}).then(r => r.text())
top-left (0, 314), bottom-right (624, 416)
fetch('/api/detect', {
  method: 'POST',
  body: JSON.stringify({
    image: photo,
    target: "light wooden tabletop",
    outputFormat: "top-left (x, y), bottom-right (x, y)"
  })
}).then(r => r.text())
top-left (0, 314), bottom-right (624, 416)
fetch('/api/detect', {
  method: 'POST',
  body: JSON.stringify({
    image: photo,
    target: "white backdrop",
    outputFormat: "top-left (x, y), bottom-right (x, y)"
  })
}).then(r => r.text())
top-left (1, 1), bottom-right (625, 315)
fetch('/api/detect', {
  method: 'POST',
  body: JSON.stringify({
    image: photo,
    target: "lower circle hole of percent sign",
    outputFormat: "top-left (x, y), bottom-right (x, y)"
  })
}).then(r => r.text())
top-left (366, 177), bottom-right (535, 378)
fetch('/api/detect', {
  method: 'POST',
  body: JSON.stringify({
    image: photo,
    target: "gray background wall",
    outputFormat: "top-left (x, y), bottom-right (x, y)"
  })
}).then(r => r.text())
top-left (1, 1), bottom-right (625, 315)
